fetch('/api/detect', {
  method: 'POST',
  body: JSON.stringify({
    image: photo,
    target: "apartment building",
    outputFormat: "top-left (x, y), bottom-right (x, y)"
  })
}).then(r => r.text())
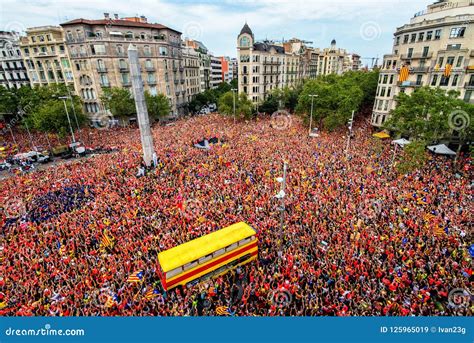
top-left (372, 0), bottom-right (474, 127)
top-left (0, 31), bottom-right (29, 89)
top-left (210, 55), bottom-right (222, 88)
top-left (182, 45), bottom-right (200, 103)
top-left (184, 39), bottom-right (211, 92)
top-left (220, 56), bottom-right (237, 83)
top-left (20, 26), bottom-right (75, 89)
top-left (317, 39), bottom-right (348, 75)
top-left (60, 14), bottom-right (185, 116)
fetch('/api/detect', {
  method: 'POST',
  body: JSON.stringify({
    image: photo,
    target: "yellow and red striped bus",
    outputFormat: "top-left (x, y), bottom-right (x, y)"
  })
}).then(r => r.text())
top-left (157, 222), bottom-right (258, 291)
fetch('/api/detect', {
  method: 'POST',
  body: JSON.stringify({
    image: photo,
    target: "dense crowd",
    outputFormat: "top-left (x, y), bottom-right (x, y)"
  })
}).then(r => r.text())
top-left (1, 114), bottom-right (472, 316)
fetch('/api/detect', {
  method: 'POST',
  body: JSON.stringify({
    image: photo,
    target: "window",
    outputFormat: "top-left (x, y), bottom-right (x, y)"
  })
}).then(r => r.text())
top-left (116, 45), bottom-right (124, 55)
top-left (387, 87), bottom-right (392, 97)
top-left (438, 57), bottom-right (444, 66)
top-left (403, 35), bottom-right (408, 44)
top-left (452, 74), bottom-right (459, 86)
top-left (426, 31), bottom-right (433, 40)
top-left (407, 48), bottom-right (413, 58)
top-left (416, 75), bottom-right (423, 86)
top-left (431, 74), bottom-right (438, 86)
top-left (422, 46), bottom-right (429, 57)
top-left (125, 31), bottom-right (133, 39)
top-left (140, 32), bottom-right (146, 39)
top-left (382, 75), bottom-right (388, 84)
top-left (395, 36), bottom-right (400, 45)
top-left (159, 47), bottom-right (168, 56)
top-left (389, 75), bottom-right (394, 84)
top-left (434, 29), bottom-right (442, 40)
top-left (447, 44), bottom-right (461, 51)
top-left (418, 32), bottom-right (424, 41)
top-left (380, 87), bottom-right (386, 97)
top-left (446, 56), bottom-right (455, 65)
top-left (410, 33), bottom-right (416, 43)
top-left (121, 73), bottom-right (130, 84)
top-left (449, 27), bottom-right (466, 38)
top-left (439, 75), bottom-right (450, 86)
top-left (119, 59), bottom-right (128, 69)
top-left (456, 56), bottom-right (464, 68)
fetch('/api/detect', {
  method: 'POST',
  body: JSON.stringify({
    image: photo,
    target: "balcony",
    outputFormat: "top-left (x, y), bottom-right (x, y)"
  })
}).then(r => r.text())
top-left (145, 66), bottom-right (155, 72)
top-left (97, 67), bottom-right (108, 73)
top-left (100, 81), bottom-right (110, 88)
top-left (465, 82), bottom-right (474, 90)
top-left (122, 81), bottom-right (131, 87)
top-left (70, 52), bottom-right (88, 58)
top-left (400, 52), bottom-right (433, 60)
top-left (467, 65), bottom-right (474, 73)
top-left (179, 67), bottom-right (184, 72)
top-left (180, 79), bottom-right (185, 84)
top-left (411, 66), bottom-right (429, 73)
top-left (397, 81), bottom-right (423, 87)
top-left (119, 66), bottom-right (129, 72)
top-left (175, 91), bottom-right (180, 96)
top-left (147, 80), bottom-right (157, 85)
top-left (174, 79), bottom-right (178, 85)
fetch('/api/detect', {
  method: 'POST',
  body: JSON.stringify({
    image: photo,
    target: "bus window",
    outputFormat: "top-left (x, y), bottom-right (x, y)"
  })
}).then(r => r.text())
top-left (213, 248), bottom-right (225, 258)
top-left (239, 236), bottom-right (253, 246)
top-left (166, 266), bottom-right (183, 279)
top-left (199, 254), bottom-right (212, 264)
top-left (183, 259), bottom-right (198, 271)
top-left (225, 242), bottom-right (238, 252)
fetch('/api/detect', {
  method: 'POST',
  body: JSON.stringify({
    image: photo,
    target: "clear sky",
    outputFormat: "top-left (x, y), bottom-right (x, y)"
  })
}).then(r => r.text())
top-left (1, 0), bottom-right (433, 66)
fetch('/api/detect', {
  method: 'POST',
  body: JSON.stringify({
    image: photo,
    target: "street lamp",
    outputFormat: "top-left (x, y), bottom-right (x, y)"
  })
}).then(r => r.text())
top-left (308, 94), bottom-right (318, 136)
top-left (58, 96), bottom-right (76, 144)
top-left (345, 110), bottom-right (355, 155)
top-left (275, 161), bottom-right (288, 256)
top-left (231, 88), bottom-right (237, 124)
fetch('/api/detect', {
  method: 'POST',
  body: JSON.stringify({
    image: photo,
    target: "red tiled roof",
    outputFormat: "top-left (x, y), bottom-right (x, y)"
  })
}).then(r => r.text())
top-left (60, 18), bottom-right (181, 34)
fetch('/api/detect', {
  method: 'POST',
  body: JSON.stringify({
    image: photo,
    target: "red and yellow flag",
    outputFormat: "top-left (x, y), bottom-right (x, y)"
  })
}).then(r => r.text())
top-left (444, 64), bottom-right (452, 77)
top-left (398, 65), bottom-right (409, 82)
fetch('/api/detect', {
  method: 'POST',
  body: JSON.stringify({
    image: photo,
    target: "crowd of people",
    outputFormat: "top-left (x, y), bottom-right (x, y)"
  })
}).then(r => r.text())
top-left (1, 114), bottom-right (472, 316)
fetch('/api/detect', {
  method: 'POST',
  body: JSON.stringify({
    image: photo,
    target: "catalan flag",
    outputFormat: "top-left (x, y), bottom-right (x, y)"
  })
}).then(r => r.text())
top-left (216, 306), bottom-right (231, 316)
top-left (145, 288), bottom-right (160, 300)
top-left (105, 294), bottom-right (118, 308)
top-left (434, 64), bottom-right (440, 71)
top-left (434, 226), bottom-right (446, 236)
top-left (101, 230), bottom-right (114, 249)
top-left (444, 64), bottom-right (452, 77)
top-left (127, 270), bottom-right (144, 283)
top-left (398, 65), bottom-right (410, 82)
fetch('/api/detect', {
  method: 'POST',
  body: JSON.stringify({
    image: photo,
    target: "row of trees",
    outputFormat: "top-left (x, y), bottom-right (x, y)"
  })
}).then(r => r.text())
top-left (0, 84), bottom-right (86, 136)
top-left (100, 88), bottom-right (170, 122)
top-left (217, 70), bottom-right (379, 131)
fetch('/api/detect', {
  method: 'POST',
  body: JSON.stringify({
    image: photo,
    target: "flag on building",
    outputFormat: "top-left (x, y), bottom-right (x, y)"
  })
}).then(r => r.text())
top-left (127, 270), bottom-right (144, 283)
top-left (444, 64), bottom-right (452, 77)
top-left (398, 65), bottom-right (409, 82)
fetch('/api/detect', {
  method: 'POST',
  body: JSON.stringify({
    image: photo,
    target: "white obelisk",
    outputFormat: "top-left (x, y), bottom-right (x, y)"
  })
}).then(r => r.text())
top-left (128, 44), bottom-right (155, 166)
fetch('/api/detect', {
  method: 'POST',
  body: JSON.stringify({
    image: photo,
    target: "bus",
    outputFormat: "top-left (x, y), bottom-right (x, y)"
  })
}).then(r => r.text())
top-left (157, 222), bottom-right (258, 291)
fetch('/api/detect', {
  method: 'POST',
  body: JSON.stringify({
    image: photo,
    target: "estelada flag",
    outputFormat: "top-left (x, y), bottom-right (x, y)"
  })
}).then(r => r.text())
top-left (444, 64), bottom-right (452, 77)
top-left (398, 65), bottom-right (409, 82)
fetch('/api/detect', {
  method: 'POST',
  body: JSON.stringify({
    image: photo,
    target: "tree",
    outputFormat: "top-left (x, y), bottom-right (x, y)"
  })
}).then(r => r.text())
top-left (259, 93), bottom-right (279, 114)
top-left (384, 86), bottom-right (474, 143)
top-left (296, 73), bottom-right (365, 131)
top-left (100, 87), bottom-right (136, 119)
top-left (396, 140), bottom-right (428, 174)
top-left (218, 91), bottom-right (253, 120)
top-left (145, 92), bottom-right (171, 120)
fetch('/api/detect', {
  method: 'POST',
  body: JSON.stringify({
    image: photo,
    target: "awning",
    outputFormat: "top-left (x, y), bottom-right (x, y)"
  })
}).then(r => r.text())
top-left (427, 144), bottom-right (456, 156)
top-left (372, 132), bottom-right (390, 139)
top-left (391, 138), bottom-right (411, 147)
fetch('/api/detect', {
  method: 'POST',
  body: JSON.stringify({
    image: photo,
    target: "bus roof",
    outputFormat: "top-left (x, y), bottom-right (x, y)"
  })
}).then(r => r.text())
top-left (158, 222), bottom-right (256, 273)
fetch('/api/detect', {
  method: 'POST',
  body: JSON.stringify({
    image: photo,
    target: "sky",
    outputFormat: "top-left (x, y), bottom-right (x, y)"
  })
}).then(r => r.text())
top-left (0, 0), bottom-right (434, 66)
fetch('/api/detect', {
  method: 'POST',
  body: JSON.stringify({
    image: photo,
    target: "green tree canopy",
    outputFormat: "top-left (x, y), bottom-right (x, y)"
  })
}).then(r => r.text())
top-left (384, 86), bottom-right (474, 143)
top-left (296, 71), bottom-right (377, 131)
top-left (100, 87), bottom-right (136, 118)
top-left (145, 92), bottom-right (171, 120)
top-left (218, 91), bottom-right (253, 120)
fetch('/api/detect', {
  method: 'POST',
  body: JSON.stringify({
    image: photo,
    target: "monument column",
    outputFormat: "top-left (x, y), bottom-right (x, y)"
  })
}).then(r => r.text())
top-left (128, 44), bottom-right (155, 167)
